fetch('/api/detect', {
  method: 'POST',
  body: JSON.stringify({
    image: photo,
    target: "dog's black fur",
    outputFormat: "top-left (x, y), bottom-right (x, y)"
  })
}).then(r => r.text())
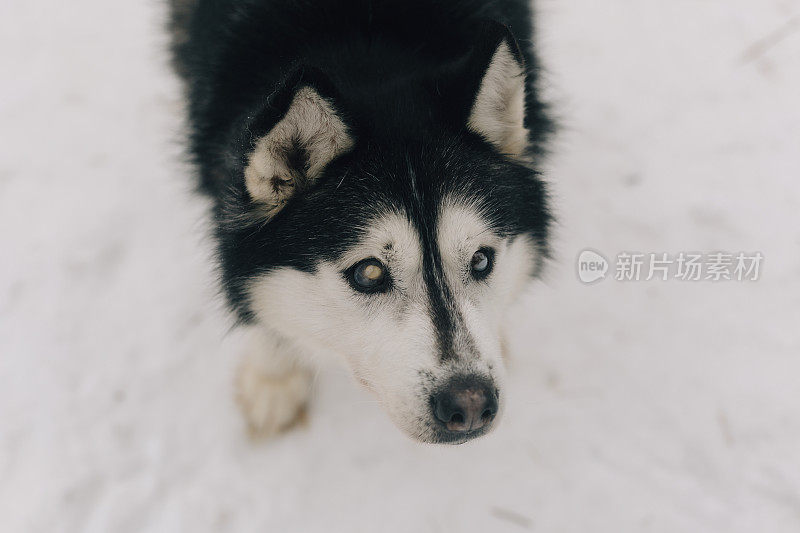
top-left (170, 0), bottom-right (552, 323)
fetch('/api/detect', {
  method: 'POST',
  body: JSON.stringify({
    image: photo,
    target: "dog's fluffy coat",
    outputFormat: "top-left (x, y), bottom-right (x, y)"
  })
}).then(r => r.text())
top-left (171, 0), bottom-right (551, 443)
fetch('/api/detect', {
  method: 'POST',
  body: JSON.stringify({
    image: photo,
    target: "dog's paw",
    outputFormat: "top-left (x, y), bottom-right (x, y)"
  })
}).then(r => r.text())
top-left (235, 358), bottom-right (312, 439)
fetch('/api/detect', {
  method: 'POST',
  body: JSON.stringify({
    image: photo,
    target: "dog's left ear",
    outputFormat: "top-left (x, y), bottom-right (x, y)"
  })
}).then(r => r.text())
top-left (441, 22), bottom-right (529, 159)
top-left (242, 68), bottom-right (354, 217)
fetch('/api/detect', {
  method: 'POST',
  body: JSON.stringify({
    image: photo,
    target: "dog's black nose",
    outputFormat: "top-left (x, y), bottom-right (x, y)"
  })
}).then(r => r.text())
top-left (432, 376), bottom-right (498, 433)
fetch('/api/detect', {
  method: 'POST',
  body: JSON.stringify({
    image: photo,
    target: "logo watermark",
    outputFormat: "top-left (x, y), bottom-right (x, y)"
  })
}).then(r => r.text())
top-left (577, 250), bottom-right (763, 284)
top-left (577, 249), bottom-right (610, 284)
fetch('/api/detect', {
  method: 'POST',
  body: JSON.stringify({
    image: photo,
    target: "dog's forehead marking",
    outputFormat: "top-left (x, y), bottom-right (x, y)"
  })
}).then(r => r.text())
top-left (396, 165), bottom-right (486, 364)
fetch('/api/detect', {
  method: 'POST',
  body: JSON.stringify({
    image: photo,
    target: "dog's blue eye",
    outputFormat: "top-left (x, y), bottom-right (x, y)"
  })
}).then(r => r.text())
top-left (349, 258), bottom-right (389, 293)
top-left (470, 248), bottom-right (494, 279)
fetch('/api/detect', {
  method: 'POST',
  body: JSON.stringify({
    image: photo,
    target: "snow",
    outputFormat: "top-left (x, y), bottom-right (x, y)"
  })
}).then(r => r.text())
top-left (1, 0), bottom-right (799, 531)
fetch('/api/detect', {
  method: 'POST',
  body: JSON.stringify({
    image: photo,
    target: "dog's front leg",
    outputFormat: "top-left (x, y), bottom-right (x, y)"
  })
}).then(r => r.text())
top-left (235, 326), bottom-right (313, 438)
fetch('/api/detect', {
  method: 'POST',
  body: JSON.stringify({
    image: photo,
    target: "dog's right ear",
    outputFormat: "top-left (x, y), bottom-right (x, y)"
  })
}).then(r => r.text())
top-left (436, 21), bottom-right (529, 159)
top-left (241, 68), bottom-right (354, 218)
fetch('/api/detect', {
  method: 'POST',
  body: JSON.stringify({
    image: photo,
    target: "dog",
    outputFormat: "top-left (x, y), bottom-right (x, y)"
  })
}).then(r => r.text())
top-left (170, 0), bottom-right (552, 444)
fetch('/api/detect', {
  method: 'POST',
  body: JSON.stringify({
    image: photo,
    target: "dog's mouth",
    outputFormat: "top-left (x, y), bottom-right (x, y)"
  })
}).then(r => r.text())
top-left (427, 423), bottom-right (495, 445)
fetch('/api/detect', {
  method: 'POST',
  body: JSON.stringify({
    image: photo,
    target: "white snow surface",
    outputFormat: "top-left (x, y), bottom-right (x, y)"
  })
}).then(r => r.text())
top-left (1, 1), bottom-right (799, 532)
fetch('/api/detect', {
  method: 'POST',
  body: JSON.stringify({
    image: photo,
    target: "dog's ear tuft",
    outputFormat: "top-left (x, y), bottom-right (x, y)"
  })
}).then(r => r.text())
top-left (243, 75), bottom-right (354, 217)
top-left (467, 37), bottom-right (528, 158)
top-left (436, 22), bottom-right (529, 159)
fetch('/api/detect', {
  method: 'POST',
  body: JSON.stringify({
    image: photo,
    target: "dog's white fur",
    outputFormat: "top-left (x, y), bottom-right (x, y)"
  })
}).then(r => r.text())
top-left (237, 201), bottom-right (536, 440)
top-left (244, 86), bottom-right (354, 217)
top-left (467, 41), bottom-right (528, 159)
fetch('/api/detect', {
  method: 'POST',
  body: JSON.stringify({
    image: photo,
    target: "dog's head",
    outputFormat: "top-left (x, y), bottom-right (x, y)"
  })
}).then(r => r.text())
top-left (217, 24), bottom-right (550, 444)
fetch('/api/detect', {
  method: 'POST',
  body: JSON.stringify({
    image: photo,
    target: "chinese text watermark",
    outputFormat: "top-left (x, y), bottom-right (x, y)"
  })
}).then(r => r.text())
top-left (577, 250), bottom-right (763, 284)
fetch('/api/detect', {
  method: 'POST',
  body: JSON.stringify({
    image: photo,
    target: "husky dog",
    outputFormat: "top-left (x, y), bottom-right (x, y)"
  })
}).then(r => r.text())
top-left (170, 0), bottom-right (551, 444)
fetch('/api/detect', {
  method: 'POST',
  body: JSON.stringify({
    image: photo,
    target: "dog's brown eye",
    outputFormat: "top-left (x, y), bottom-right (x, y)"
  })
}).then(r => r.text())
top-left (349, 258), bottom-right (389, 293)
top-left (470, 248), bottom-right (494, 280)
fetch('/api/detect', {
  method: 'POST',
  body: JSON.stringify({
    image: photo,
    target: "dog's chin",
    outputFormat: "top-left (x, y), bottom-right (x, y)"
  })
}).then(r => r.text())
top-left (395, 418), bottom-right (497, 445)
top-left (428, 425), bottom-right (494, 445)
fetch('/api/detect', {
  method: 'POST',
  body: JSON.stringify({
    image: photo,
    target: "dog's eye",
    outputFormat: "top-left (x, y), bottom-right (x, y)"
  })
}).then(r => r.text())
top-left (470, 248), bottom-right (494, 280)
top-left (348, 258), bottom-right (389, 293)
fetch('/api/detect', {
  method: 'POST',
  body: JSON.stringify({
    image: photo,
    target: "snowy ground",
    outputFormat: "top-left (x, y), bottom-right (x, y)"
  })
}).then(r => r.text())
top-left (1, 1), bottom-right (799, 532)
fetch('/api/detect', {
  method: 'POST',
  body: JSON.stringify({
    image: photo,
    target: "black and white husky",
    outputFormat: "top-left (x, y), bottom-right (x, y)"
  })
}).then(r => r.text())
top-left (170, 0), bottom-right (552, 444)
